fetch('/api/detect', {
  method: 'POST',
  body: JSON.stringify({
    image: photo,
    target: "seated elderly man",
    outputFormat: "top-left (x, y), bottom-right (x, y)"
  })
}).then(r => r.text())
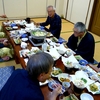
top-left (0, 52), bottom-right (61, 100)
top-left (36, 5), bottom-right (62, 39)
top-left (67, 22), bottom-right (95, 64)
top-left (0, 39), bottom-right (13, 61)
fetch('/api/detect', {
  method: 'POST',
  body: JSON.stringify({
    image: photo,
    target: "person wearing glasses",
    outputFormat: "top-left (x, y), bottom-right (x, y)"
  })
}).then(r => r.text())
top-left (67, 22), bottom-right (95, 64)
top-left (36, 5), bottom-right (62, 39)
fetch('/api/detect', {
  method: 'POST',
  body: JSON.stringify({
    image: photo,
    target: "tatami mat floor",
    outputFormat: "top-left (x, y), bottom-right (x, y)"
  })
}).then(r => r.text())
top-left (0, 18), bottom-right (100, 69)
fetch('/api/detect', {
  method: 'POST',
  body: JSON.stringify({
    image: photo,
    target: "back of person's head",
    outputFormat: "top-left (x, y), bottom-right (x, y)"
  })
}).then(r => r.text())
top-left (26, 52), bottom-right (54, 78)
top-left (74, 22), bottom-right (86, 33)
top-left (47, 5), bottom-right (56, 11)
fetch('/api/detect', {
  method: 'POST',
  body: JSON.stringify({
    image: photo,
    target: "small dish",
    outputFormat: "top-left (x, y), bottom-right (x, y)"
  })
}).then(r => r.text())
top-left (79, 59), bottom-right (88, 66)
top-left (51, 67), bottom-right (62, 77)
top-left (6, 27), bottom-right (12, 31)
top-left (21, 38), bottom-right (28, 42)
top-left (80, 93), bottom-right (94, 100)
top-left (87, 82), bottom-right (100, 94)
top-left (97, 72), bottom-right (100, 78)
top-left (12, 26), bottom-right (18, 29)
top-left (31, 47), bottom-right (41, 53)
top-left (13, 38), bottom-right (21, 44)
top-left (21, 42), bottom-right (27, 49)
top-left (58, 73), bottom-right (71, 83)
top-left (62, 82), bottom-right (70, 89)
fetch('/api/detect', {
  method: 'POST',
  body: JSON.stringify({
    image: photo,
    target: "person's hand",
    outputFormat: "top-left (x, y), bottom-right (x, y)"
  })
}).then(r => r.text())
top-left (0, 15), bottom-right (7, 18)
top-left (35, 23), bottom-right (40, 26)
top-left (3, 40), bottom-right (9, 46)
top-left (49, 84), bottom-right (62, 100)
top-left (52, 84), bottom-right (62, 96)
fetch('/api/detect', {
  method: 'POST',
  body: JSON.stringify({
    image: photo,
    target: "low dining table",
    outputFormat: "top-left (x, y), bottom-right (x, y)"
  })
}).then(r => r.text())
top-left (2, 21), bottom-right (100, 100)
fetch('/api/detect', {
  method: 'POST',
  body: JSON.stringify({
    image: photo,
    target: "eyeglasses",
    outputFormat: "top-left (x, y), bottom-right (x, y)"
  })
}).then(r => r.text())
top-left (73, 29), bottom-right (81, 34)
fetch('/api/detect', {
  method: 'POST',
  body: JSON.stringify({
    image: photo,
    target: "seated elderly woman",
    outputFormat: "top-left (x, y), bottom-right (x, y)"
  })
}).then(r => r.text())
top-left (0, 15), bottom-right (13, 61)
top-left (0, 38), bottom-right (13, 61)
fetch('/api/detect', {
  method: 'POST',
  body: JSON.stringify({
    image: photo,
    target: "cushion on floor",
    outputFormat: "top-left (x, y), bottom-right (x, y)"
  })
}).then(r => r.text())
top-left (0, 66), bottom-right (15, 91)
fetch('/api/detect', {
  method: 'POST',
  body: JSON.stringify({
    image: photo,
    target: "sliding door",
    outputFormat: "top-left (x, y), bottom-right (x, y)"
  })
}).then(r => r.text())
top-left (47, 0), bottom-right (55, 7)
top-left (27, 0), bottom-right (46, 17)
top-left (66, 0), bottom-right (90, 23)
top-left (0, 0), bottom-right (4, 20)
top-left (4, 0), bottom-right (26, 19)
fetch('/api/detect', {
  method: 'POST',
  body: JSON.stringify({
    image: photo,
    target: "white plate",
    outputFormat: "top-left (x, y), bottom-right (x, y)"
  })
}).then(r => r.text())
top-left (20, 49), bottom-right (30, 57)
top-left (87, 82), bottom-right (100, 94)
top-left (21, 38), bottom-right (28, 42)
top-left (62, 55), bottom-right (79, 68)
top-left (31, 47), bottom-right (41, 53)
top-left (80, 93), bottom-right (94, 100)
top-left (71, 74), bottom-right (94, 89)
top-left (45, 48), bottom-right (61, 61)
top-left (12, 26), bottom-right (18, 29)
top-left (58, 73), bottom-right (71, 83)
top-left (65, 48), bottom-right (76, 56)
top-left (39, 80), bottom-right (49, 86)
top-left (51, 67), bottom-right (62, 77)
top-left (75, 70), bottom-right (88, 78)
top-left (57, 44), bottom-right (67, 54)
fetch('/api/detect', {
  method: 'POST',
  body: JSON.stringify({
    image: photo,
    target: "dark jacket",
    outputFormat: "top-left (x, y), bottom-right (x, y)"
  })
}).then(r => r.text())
top-left (67, 32), bottom-right (95, 63)
top-left (0, 69), bottom-right (44, 100)
top-left (40, 13), bottom-right (61, 39)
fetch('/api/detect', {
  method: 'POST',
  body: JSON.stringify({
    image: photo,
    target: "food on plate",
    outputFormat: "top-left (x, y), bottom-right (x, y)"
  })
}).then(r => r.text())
top-left (32, 49), bottom-right (40, 53)
top-left (70, 94), bottom-right (79, 100)
top-left (6, 27), bottom-right (12, 30)
top-left (66, 61), bottom-right (72, 65)
top-left (97, 73), bottom-right (100, 78)
top-left (14, 38), bottom-right (21, 44)
top-left (65, 61), bottom-right (73, 67)
top-left (90, 75), bottom-right (98, 81)
top-left (47, 45), bottom-right (50, 50)
top-left (52, 69), bottom-right (62, 76)
top-left (52, 56), bottom-right (56, 59)
top-left (66, 50), bottom-right (72, 56)
top-left (32, 31), bottom-right (46, 36)
top-left (89, 83), bottom-right (98, 92)
top-left (62, 82), bottom-right (70, 88)
top-left (50, 37), bottom-right (58, 42)
top-left (81, 78), bottom-right (87, 83)
top-left (74, 78), bottom-right (87, 88)
top-left (75, 55), bottom-right (83, 61)
top-left (46, 32), bottom-right (53, 37)
top-left (60, 77), bottom-right (70, 82)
